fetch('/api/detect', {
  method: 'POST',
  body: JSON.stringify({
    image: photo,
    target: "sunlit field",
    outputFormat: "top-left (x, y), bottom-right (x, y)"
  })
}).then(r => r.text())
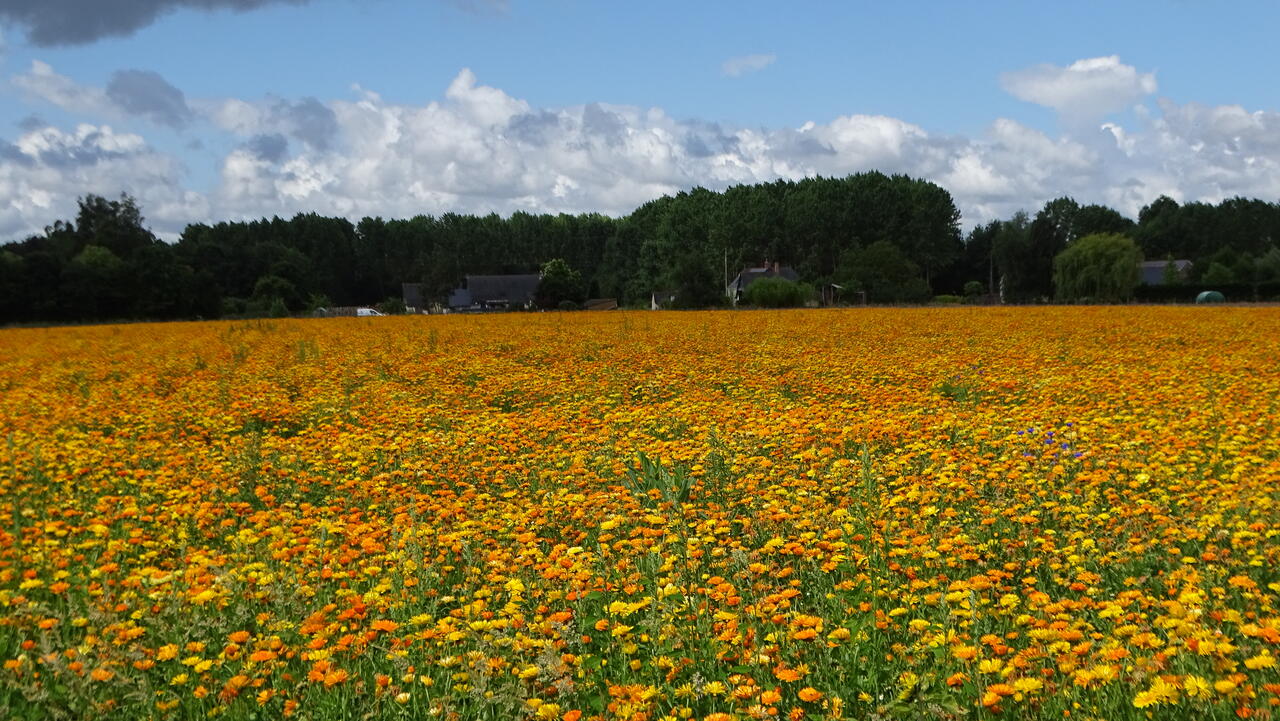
top-left (2, 308), bottom-right (1279, 721)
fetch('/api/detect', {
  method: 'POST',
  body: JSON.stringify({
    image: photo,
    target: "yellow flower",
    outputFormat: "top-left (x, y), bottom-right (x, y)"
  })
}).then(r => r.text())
top-left (1184, 676), bottom-right (1210, 699)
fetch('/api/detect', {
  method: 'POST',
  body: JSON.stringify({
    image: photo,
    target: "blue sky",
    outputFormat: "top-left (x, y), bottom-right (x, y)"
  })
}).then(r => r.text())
top-left (2, 0), bottom-right (1279, 238)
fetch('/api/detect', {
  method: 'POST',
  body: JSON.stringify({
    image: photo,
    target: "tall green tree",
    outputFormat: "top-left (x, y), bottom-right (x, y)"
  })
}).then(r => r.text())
top-left (1053, 233), bottom-right (1142, 302)
top-left (535, 258), bottom-right (586, 309)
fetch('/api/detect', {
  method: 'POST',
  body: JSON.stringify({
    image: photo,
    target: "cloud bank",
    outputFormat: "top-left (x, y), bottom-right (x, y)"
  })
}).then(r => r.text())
top-left (3, 59), bottom-right (1280, 242)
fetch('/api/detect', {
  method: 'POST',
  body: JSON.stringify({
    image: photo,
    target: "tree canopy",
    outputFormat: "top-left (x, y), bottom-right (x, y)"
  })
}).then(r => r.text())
top-left (4, 179), bottom-right (1280, 323)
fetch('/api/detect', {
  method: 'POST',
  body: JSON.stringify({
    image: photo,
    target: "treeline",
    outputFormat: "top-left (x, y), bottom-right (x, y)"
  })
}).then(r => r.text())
top-left (2, 174), bottom-right (1280, 323)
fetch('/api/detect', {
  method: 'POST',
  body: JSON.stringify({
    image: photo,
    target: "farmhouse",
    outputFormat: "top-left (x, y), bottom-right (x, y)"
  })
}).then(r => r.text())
top-left (448, 274), bottom-right (541, 311)
top-left (1138, 259), bottom-right (1192, 286)
top-left (727, 261), bottom-right (800, 304)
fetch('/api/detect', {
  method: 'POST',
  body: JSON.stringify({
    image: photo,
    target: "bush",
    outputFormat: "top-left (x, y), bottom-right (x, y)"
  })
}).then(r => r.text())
top-left (963, 281), bottom-right (985, 297)
top-left (743, 278), bottom-right (814, 308)
top-left (377, 297), bottom-right (407, 315)
top-left (557, 300), bottom-right (580, 311)
top-left (933, 295), bottom-right (963, 305)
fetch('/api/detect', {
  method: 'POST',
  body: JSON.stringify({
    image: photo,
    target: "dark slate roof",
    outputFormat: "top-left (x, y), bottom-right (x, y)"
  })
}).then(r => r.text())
top-left (732, 265), bottom-right (800, 291)
top-left (465, 274), bottom-right (541, 304)
top-left (1138, 259), bottom-right (1191, 286)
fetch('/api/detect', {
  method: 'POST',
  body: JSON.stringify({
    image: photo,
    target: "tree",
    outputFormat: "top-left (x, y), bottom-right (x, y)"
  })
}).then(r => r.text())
top-left (1201, 262), bottom-right (1235, 286)
top-left (1052, 233), bottom-right (1142, 302)
top-left (837, 240), bottom-right (931, 303)
top-left (670, 251), bottom-right (724, 309)
top-left (74, 193), bottom-right (157, 259)
top-left (535, 258), bottom-right (585, 309)
top-left (1074, 204), bottom-right (1135, 238)
top-left (61, 245), bottom-right (127, 320)
top-left (991, 211), bottom-right (1032, 301)
top-left (1026, 197), bottom-right (1079, 299)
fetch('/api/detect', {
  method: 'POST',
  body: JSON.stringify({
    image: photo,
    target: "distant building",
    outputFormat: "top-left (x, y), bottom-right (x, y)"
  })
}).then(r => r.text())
top-left (402, 283), bottom-right (425, 312)
top-left (448, 274), bottom-right (541, 311)
top-left (584, 298), bottom-right (618, 311)
top-left (1139, 259), bottom-right (1192, 286)
top-left (727, 261), bottom-right (800, 304)
top-left (650, 290), bottom-right (677, 310)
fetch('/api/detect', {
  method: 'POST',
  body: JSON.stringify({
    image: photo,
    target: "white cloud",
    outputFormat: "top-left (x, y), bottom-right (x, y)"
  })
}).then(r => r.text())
top-left (1001, 55), bottom-right (1157, 119)
top-left (721, 53), bottom-right (776, 77)
top-left (0, 123), bottom-right (207, 240)
top-left (5, 66), bottom-right (1280, 244)
top-left (12, 60), bottom-right (113, 116)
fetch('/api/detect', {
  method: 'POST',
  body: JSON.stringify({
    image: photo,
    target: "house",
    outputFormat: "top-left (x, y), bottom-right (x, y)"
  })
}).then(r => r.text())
top-left (1138, 259), bottom-right (1192, 286)
top-left (401, 282), bottom-right (425, 312)
top-left (650, 290), bottom-right (677, 310)
top-left (727, 261), bottom-right (800, 304)
top-left (448, 274), bottom-right (541, 311)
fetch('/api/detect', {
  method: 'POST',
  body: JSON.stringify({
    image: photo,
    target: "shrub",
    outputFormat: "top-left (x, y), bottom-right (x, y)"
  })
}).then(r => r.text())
top-left (743, 278), bottom-right (813, 308)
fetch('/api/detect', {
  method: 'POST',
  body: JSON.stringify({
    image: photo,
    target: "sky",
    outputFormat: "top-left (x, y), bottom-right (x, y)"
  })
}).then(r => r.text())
top-left (1, 0), bottom-right (1279, 240)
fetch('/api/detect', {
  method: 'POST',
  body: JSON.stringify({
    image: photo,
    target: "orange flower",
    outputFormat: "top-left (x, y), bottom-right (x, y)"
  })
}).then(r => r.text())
top-left (798, 687), bottom-right (822, 702)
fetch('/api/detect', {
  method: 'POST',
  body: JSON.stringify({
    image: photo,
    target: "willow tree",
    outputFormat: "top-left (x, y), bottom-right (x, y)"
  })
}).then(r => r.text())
top-left (1053, 233), bottom-right (1142, 303)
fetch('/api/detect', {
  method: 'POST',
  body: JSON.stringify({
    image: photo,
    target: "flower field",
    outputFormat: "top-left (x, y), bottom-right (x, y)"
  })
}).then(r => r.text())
top-left (2, 307), bottom-right (1279, 721)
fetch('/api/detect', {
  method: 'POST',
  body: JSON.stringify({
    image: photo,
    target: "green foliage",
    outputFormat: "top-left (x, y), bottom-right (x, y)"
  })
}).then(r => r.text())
top-left (742, 277), bottom-right (813, 308)
top-left (837, 240), bottom-right (931, 303)
top-left (932, 294), bottom-right (963, 304)
top-left (535, 258), bottom-right (586, 309)
top-left (376, 297), bottom-right (407, 315)
top-left (963, 280), bottom-right (984, 297)
top-left (623, 452), bottom-right (694, 510)
top-left (670, 251), bottom-right (724, 309)
top-left (1201, 261), bottom-right (1235, 286)
top-left (10, 181), bottom-right (1280, 324)
top-left (1053, 232), bottom-right (1142, 302)
top-left (557, 299), bottom-right (580, 311)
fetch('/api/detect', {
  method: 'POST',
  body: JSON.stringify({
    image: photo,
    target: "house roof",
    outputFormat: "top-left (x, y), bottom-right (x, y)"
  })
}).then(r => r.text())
top-left (464, 274), bottom-right (541, 305)
top-left (1138, 259), bottom-right (1191, 286)
top-left (731, 265), bottom-right (799, 290)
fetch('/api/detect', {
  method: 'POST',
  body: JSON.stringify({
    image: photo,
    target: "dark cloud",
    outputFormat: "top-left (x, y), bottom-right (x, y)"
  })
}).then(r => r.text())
top-left (0, 140), bottom-right (33, 167)
top-left (246, 133), bottom-right (288, 162)
top-left (0, 0), bottom-right (311, 46)
top-left (506, 110), bottom-right (562, 144)
top-left (17, 115), bottom-right (47, 132)
top-left (581, 103), bottom-right (625, 145)
top-left (106, 69), bottom-right (193, 129)
top-left (681, 121), bottom-right (739, 158)
top-left (274, 97), bottom-right (337, 150)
